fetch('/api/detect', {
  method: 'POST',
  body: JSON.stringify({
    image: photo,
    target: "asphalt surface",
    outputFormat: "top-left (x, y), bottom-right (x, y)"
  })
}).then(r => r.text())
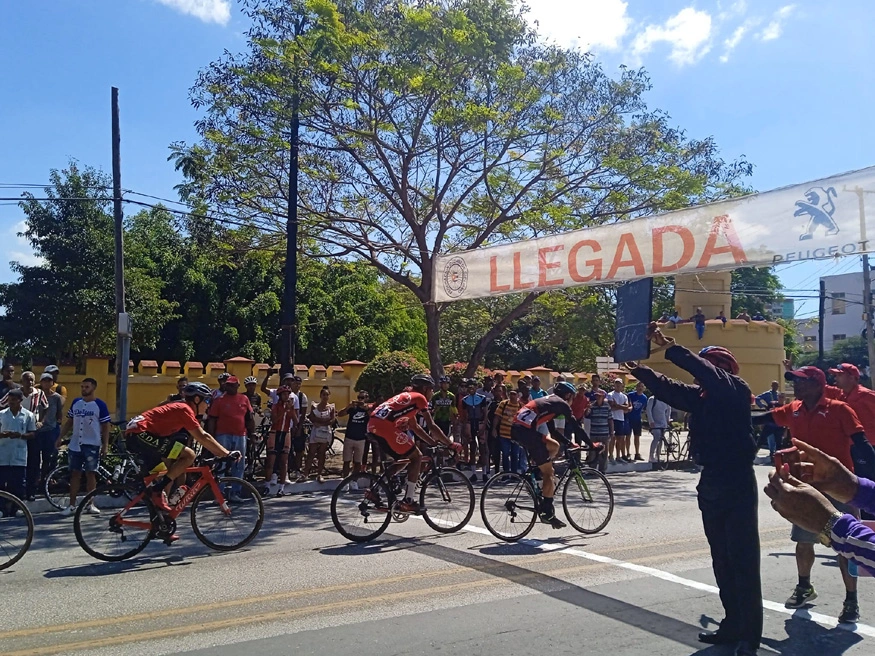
top-left (2, 461), bottom-right (874, 656)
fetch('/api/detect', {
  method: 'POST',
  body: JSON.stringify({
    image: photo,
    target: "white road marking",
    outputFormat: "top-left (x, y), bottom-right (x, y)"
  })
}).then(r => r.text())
top-left (456, 520), bottom-right (875, 638)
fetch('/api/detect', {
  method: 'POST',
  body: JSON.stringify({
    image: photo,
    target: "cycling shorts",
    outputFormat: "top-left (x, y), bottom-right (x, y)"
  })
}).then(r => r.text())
top-left (125, 431), bottom-right (189, 474)
top-left (367, 431), bottom-right (417, 459)
top-left (510, 423), bottom-right (551, 467)
top-left (268, 431), bottom-right (291, 455)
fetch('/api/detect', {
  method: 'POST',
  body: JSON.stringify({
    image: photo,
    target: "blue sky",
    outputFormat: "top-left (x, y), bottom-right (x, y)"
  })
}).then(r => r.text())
top-left (2, 0), bottom-right (874, 317)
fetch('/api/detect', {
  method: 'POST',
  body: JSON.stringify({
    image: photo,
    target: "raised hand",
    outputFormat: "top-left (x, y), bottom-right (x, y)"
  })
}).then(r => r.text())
top-left (792, 438), bottom-right (859, 503)
top-left (764, 465), bottom-right (837, 534)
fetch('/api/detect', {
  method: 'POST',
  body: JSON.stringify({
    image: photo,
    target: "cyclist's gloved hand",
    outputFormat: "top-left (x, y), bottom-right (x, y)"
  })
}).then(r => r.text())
top-left (449, 442), bottom-right (464, 454)
top-left (227, 450), bottom-right (242, 461)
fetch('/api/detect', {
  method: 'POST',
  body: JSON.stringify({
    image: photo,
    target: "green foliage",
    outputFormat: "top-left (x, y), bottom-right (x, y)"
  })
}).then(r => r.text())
top-left (730, 267), bottom-right (781, 316)
top-left (0, 163), bottom-right (176, 362)
top-left (444, 361), bottom-right (487, 391)
top-left (777, 318), bottom-right (802, 360)
top-left (355, 351), bottom-right (428, 400)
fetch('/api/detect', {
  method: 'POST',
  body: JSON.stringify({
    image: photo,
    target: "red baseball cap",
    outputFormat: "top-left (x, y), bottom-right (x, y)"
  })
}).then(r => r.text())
top-left (829, 363), bottom-right (861, 379)
top-left (225, 376), bottom-right (240, 385)
top-left (784, 366), bottom-right (826, 387)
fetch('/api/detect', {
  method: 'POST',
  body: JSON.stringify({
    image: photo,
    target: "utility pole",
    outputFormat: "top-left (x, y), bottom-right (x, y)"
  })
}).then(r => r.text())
top-left (818, 279), bottom-right (825, 366)
top-left (849, 186), bottom-right (875, 379)
top-left (279, 17), bottom-right (306, 377)
top-left (112, 87), bottom-right (131, 421)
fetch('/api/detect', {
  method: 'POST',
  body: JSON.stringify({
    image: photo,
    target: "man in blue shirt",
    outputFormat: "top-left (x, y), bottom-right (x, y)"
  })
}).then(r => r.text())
top-left (57, 378), bottom-right (111, 516)
top-left (463, 383), bottom-right (490, 482)
top-left (0, 389), bottom-right (37, 514)
top-left (529, 376), bottom-right (547, 400)
top-left (627, 382), bottom-right (648, 461)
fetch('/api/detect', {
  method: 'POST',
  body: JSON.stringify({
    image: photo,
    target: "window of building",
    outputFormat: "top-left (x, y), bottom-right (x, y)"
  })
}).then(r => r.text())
top-left (833, 334), bottom-right (847, 342)
top-left (831, 292), bottom-right (846, 315)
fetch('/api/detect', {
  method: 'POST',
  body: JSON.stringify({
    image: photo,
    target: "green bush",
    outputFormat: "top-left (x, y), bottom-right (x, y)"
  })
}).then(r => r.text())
top-left (355, 351), bottom-right (429, 401)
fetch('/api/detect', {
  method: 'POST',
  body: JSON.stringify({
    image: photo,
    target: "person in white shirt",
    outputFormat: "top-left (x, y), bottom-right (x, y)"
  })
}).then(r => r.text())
top-left (646, 395), bottom-right (672, 463)
top-left (607, 380), bottom-right (632, 463)
top-left (0, 389), bottom-right (37, 508)
top-left (56, 378), bottom-right (111, 516)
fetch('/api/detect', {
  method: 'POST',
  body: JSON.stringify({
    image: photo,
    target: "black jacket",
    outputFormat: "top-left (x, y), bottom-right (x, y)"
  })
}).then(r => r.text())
top-left (632, 345), bottom-right (757, 477)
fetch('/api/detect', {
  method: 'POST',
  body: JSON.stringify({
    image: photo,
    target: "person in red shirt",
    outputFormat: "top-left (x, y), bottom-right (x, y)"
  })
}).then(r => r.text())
top-left (754, 365), bottom-right (864, 623)
top-left (570, 386), bottom-right (590, 423)
top-left (262, 386), bottom-right (298, 494)
top-left (826, 363), bottom-right (875, 445)
top-left (126, 382), bottom-right (238, 523)
top-left (206, 376), bottom-right (255, 501)
top-left (367, 374), bottom-right (460, 514)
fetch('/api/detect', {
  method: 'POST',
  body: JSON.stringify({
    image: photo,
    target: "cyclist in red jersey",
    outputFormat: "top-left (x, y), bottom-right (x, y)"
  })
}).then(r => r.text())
top-left (512, 381), bottom-right (598, 527)
top-left (367, 374), bottom-right (462, 514)
top-left (126, 382), bottom-right (240, 514)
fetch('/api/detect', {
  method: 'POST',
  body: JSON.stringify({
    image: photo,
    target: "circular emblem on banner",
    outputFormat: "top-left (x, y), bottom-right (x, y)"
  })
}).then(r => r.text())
top-left (442, 257), bottom-right (468, 298)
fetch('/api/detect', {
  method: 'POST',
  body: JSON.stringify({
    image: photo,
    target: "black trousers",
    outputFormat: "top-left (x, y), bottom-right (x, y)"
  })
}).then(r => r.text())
top-left (697, 467), bottom-right (762, 647)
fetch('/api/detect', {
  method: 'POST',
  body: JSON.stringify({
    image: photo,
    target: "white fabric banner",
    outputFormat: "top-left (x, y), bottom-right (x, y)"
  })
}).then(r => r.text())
top-left (433, 166), bottom-right (875, 302)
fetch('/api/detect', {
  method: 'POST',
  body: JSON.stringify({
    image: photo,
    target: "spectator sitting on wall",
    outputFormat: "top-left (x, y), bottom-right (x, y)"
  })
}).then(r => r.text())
top-left (736, 309), bottom-right (752, 322)
top-left (691, 307), bottom-right (707, 340)
top-left (668, 310), bottom-right (681, 326)
top-left (752, 312), bottom-right (766, 321)
top-left (717, 311), bottom-right (727, 324)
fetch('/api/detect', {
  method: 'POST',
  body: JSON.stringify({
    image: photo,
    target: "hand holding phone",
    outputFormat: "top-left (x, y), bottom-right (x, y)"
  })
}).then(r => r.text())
top-left (774, 446), bottom-right (813, 482)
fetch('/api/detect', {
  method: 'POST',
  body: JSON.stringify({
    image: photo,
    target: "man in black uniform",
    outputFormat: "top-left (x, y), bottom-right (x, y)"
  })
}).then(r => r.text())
top-left (625, 325), bottom-right (760, 656)
top-left (511, 381), bottom-right (598, 528)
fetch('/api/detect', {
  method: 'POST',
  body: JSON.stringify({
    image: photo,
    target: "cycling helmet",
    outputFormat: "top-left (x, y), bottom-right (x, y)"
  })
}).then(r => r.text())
top-left (410, 374), bottom-right (436, 389)
top-left (244, 376), bottom-right (258, 385)
top-left (553, 381), bottom-right (577, 399)
top-left (218, 372), bottom-right (231, 382)
top-left (438, 375), bottom-right (450, 384)
top-left (698, 346), bottom-right (740, 375)
top-left (182, 382), bottom-right (213, 400)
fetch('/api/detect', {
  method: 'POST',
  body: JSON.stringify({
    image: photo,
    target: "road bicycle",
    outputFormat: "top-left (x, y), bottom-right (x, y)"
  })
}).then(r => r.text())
top-left (73, 455), bottom-right (264, 562)
top-left (330, 444), bottom-right (475, 543)
top-left (651, 427), bottom-right (689, 470)
top-left (480, 443), bottom-right (614, 542)
top-left (0, 490), bottom-right (33, 571)
top-left (44, 428), bottom-right (142, 510)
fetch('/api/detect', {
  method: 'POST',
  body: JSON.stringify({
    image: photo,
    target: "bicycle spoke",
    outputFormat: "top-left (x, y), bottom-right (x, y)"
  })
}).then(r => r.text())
top-left (480, 473), bottom-right (537, 542)
top-left (74, 485), bottom-right (153, 562)
top-left (191, 477), bottom-right (264, 551)
top-left (0, 492), bottom-right (33, 571)
top-left (562, 468), bottom-right (614, 534)
top-left (331, 473), bottom-right (392, 543)
top-left (421, 468), bottom-right (474, 533)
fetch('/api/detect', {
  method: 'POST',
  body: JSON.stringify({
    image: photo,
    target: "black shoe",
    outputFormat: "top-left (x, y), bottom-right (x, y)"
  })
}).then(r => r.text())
top-left (698, 631), bottom-right (735, 645)
top-left (735, 641), bottom-right (758, 656)
top-left (839, 600), bottom-right (860, 624)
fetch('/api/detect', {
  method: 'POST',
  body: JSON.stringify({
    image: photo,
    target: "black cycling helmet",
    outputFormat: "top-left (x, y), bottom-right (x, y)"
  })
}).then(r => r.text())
top-left (553, 381), bottom-right (577, 399)
top-left (438, 375), bottom-right (450, 384)
top-left (218, 372), bottom-right (231, 382)
top-left (182, 382), bottom-right (212, 400)
top-left (410, 374), bottom-right (436, 389)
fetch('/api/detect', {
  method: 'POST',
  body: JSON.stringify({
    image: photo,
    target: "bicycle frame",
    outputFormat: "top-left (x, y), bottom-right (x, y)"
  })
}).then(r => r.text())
top-left (114, 466), bottom-right (229, 530)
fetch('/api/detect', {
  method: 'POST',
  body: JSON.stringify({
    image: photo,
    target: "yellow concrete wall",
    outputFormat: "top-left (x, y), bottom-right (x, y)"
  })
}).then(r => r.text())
top-left (642, 319), bottom-right (787, 396)
top-left (674, 271), bottom-right (732, 319)
top-left (54, 357), bottom-right (369, 421)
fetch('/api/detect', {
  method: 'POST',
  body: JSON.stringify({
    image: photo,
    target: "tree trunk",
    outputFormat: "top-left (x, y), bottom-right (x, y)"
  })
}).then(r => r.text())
top-left (465, 292), bottom-right (540, 377)
top-left (424, 302), bottom-right (444, 380)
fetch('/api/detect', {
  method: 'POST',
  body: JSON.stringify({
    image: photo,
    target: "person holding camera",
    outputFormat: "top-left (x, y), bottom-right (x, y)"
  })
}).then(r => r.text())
top-left (621, 324), bottom-right (760, 656)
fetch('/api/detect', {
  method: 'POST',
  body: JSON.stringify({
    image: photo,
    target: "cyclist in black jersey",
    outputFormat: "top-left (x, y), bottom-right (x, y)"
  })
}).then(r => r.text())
top-left (511, 381), bottom-right (598, 527)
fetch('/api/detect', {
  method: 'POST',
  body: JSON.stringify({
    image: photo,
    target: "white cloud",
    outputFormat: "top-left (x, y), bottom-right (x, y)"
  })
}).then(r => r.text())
top-left (757, 4), bottom-right (795, 41)
top-left (155, 0), bottom-right (231, 26)
top-left (717, 0), bottom-right (748, 21)
top-left (631, 7), bottom-right (713, 67)
top-left (719, 18), bottom-right (760, 62)
top-left (5, 221), bottom-right (42, 268)
top-left (525, 0), bottom-right (631, 51)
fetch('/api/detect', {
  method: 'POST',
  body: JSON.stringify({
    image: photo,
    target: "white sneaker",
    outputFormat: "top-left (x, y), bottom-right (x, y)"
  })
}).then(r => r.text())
top-left (281, 477), bottom-right (293, 485)
top-left (60, 505), bottom-right (75, 517)
top-left (349, 481), bottom-right (359, 491)
top-left (85, 503), bottom-right (101, 515)
top-left (269, 473), bottom-right (278, 485)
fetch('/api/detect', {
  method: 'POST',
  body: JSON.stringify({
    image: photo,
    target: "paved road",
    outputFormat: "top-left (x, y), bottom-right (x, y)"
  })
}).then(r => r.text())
top-left (2, 463), bottom-right (873, 656)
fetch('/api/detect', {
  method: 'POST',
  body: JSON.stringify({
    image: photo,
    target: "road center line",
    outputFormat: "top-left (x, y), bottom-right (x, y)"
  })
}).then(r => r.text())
top-left (456, 521), bottom-right (875, 639)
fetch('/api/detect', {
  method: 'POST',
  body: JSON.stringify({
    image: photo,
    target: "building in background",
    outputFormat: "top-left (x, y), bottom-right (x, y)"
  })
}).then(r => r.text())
top-left (768, 298), bottom-right (795, 319)
top-left (819, 269), bottom-right (874, 352)
top-left (793, 318), bottom-right (819, 353)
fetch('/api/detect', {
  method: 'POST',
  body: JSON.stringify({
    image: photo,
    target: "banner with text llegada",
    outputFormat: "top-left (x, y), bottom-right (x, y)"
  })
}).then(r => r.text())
top-left (432, 166), bottom-right (875, 303)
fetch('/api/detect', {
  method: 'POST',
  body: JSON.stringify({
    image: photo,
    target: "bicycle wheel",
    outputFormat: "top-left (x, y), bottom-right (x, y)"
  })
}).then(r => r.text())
top-left (562, 467), bottom-right (614, 534)
top-left (677, 434), bottom-right (690, 462)
top-left (420, 467), bottom-right (475, 533)
top-left (44, 465), bottom-right (72, 510)
top-left (191, 477), bottom-right (264, 551)
top-left (331, 472), bottom-right (392, 543)
top-left (74, 485), bottom-right (153, 562)
top-left (0, 491), bottom-right (34, 571)
top-left (480, 472), bottom-right (538, 542)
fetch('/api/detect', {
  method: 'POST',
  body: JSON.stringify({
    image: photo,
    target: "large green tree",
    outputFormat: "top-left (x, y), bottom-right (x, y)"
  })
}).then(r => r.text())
top-left (0, 163), bottom-right (176, 362)
top-left (174, 0), bottom-right (752, 377)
